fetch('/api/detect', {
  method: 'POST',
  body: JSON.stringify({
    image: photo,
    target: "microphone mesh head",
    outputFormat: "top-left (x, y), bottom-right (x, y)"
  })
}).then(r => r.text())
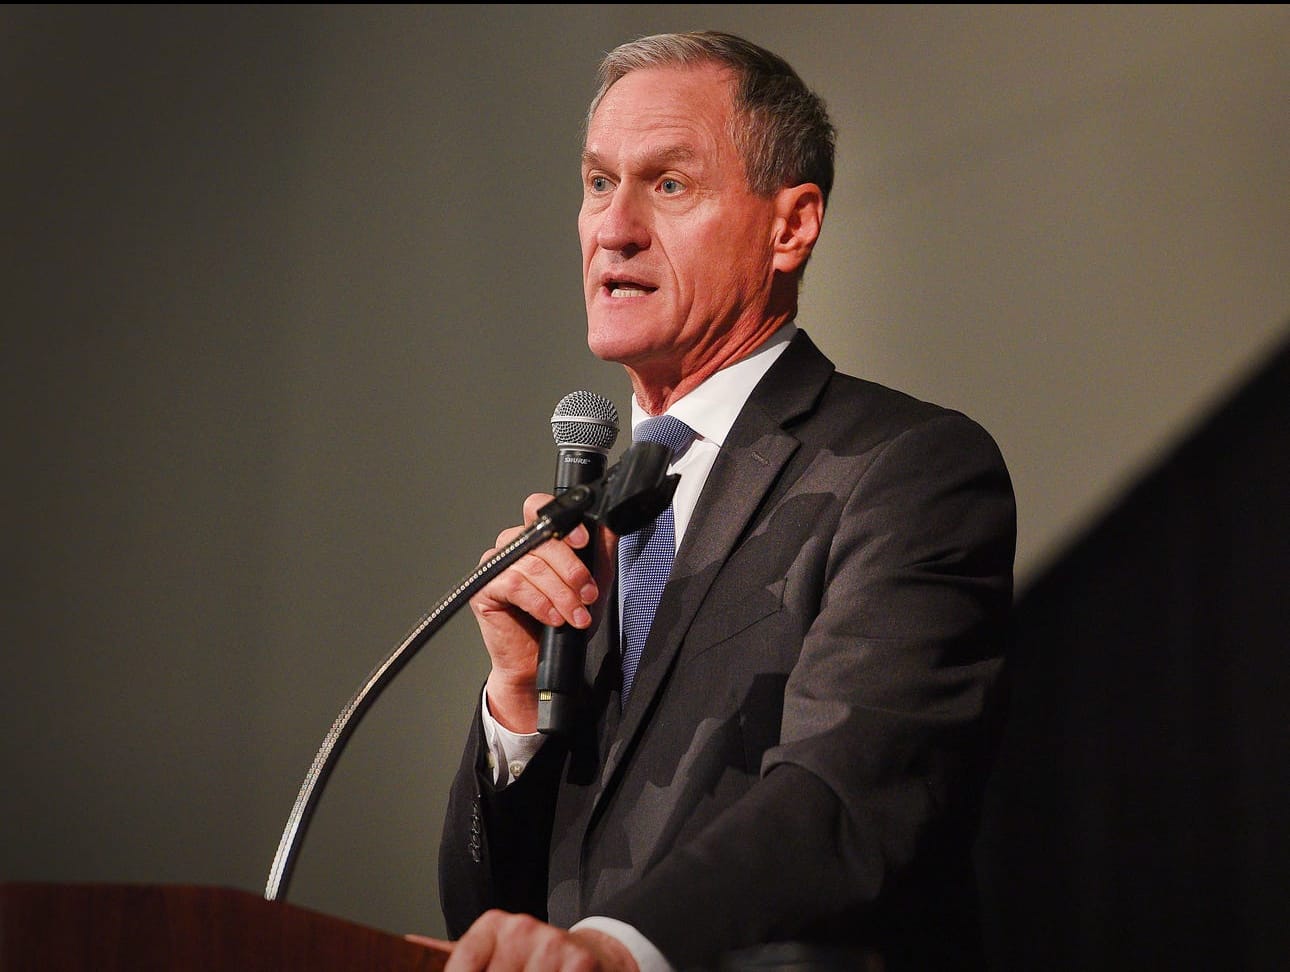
top-left (551, 390), bottom-right (620, 450)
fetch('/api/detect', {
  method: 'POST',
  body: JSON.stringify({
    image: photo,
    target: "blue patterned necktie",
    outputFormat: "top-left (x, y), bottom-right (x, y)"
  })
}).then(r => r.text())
top-left (618, 414), bottom-right (696, 703)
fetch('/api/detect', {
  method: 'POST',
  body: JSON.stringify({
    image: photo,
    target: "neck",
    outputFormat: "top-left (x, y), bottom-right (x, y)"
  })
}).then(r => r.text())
top-left (625, 315), bottom-right (792, 415)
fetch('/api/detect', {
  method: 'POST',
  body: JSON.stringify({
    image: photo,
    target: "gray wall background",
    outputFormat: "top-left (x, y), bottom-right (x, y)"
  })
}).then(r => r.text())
top-left (4, 3), bottom-right (1288, 941)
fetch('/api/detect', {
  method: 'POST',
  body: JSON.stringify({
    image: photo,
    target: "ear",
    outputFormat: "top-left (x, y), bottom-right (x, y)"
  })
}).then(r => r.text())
top-left (770, 183), bottom-right (824, 274)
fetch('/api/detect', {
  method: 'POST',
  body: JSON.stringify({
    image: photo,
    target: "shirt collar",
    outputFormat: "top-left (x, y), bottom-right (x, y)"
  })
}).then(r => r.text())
top-left (630, 321), bottom-right (798, 447)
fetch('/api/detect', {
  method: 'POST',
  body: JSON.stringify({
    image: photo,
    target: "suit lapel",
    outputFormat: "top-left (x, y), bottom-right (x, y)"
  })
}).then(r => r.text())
top-left (591, 330), bottom-right (835, 798)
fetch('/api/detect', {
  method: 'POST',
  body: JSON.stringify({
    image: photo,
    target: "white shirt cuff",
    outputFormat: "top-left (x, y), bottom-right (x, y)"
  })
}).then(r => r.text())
top-left (480, 686), bottom-right (544, 786)
top-left (572, 916), bottom-right (675, 972)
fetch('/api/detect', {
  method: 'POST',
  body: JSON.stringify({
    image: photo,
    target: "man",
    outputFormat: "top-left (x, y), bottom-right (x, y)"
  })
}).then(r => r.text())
top-left (434, 30), bottom-right (1016, 972)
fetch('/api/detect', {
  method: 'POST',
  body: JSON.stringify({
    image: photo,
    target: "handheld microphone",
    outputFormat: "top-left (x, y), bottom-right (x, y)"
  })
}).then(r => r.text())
top-left (537, 390), bottom-right (620, 734)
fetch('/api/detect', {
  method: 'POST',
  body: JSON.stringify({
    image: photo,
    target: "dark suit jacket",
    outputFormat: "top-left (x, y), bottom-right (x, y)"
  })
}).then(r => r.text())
top-left (440, 330), bottom-right (1017, 970)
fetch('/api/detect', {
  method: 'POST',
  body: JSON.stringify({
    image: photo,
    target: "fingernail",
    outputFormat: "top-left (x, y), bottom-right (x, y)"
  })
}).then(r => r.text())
top-left (580, 583), bottom-right (598, 604)
top-left (573, 607), bottom-right (591, 627)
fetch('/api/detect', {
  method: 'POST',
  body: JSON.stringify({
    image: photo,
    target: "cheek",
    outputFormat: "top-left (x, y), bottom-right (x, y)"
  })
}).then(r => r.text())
top-left (690, 230), bottom-right (765, 300)
top-left (578, 221), bottom-right (594, 269)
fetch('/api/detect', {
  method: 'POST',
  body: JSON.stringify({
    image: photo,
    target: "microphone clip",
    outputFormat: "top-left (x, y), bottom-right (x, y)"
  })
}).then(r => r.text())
top-left (535, 440), bottom-right (679, 538)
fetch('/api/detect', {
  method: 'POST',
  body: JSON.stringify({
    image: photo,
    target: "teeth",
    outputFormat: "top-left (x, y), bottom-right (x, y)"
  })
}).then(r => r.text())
top-left (610, 286), bottom-right (649, 298)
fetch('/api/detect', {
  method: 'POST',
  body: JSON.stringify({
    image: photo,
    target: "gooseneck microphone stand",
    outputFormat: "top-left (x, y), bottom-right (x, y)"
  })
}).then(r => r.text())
top-left (264, 442), bottom-right (677, 903)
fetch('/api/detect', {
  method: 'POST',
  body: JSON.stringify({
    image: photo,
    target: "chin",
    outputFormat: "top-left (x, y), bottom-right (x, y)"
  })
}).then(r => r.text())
top-left (586, 311), bottom-right (672, 368)
top-left (586, 333), bottom-right (630, 365)
top-left (586, 321), bottom-right (634, 364)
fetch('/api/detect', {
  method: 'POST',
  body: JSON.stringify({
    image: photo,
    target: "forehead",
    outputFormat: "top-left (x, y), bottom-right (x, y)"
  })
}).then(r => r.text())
top-left (584, 63), bottom-right (738, 168)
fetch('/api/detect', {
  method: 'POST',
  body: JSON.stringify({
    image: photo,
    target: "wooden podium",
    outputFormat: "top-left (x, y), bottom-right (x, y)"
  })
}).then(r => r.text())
top-left (0, 881), bottom-right (449, 971)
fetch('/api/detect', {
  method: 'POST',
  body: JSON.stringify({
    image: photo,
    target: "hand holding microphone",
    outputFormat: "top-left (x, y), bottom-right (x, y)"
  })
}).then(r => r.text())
top-left (268, 389), bottom-right (679, 900)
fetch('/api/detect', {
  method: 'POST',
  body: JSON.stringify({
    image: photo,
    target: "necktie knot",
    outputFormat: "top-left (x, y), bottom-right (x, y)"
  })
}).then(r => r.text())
top-left (633, 414), bottom-right (696, 458)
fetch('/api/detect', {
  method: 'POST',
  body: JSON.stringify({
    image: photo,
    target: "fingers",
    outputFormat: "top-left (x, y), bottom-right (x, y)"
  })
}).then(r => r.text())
top-left (475, 495), bottom-right (601, 631)
top-left (522, 493), bottom-right (593, 552)
top-left (444, 910), bottom-right (610, 971)
top-left (477, 539), bottom-right (596, 631)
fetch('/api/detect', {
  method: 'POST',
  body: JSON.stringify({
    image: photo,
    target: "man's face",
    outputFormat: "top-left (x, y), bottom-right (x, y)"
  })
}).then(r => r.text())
top-left (578, 63), bottom-right (779, 381)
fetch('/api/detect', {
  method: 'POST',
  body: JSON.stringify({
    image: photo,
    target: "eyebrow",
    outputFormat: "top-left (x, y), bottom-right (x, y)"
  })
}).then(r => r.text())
top-left (581, 144), bottom-right (701, 172)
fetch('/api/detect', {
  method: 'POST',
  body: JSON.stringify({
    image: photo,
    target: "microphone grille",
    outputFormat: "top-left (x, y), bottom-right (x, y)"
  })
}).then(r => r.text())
top-left (551, 390), bottom-right (620, 450)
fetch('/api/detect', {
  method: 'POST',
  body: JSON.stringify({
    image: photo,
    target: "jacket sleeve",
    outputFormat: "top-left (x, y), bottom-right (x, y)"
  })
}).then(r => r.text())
top-left (437, 694), bottom-right (568, 937)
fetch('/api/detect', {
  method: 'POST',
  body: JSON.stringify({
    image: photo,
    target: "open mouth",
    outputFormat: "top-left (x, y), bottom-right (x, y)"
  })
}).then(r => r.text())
top-left (606, 279), bottom-right (656, 298)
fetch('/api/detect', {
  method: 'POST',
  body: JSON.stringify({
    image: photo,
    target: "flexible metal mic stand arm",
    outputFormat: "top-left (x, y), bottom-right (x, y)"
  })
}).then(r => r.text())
top-left (263, 484), bottom-right (596, 903)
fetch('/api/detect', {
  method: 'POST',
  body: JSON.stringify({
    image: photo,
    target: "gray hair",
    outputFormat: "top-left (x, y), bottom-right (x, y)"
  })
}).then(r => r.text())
top-left (587, 31), bottom-right (836, 208)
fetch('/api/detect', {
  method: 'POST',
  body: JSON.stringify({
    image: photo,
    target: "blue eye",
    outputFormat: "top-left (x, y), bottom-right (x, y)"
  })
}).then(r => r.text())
top-left (660, 178), bottom-right (683, 194)
top-left (590, 176), bottom-right (611, 193)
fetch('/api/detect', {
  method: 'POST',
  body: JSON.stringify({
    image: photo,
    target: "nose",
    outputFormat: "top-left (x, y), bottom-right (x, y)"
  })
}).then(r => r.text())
top-left (593, 185), bottom-right (651, 254)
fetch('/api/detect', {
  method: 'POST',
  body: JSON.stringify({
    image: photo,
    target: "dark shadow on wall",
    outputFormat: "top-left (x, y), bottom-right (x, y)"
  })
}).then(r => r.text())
top-left (977, 323), bottom-right (1290, 971)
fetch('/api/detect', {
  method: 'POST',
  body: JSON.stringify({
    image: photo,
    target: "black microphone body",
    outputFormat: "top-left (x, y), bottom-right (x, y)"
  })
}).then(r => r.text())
top-left (537, 391), bottom-right (619, 734)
